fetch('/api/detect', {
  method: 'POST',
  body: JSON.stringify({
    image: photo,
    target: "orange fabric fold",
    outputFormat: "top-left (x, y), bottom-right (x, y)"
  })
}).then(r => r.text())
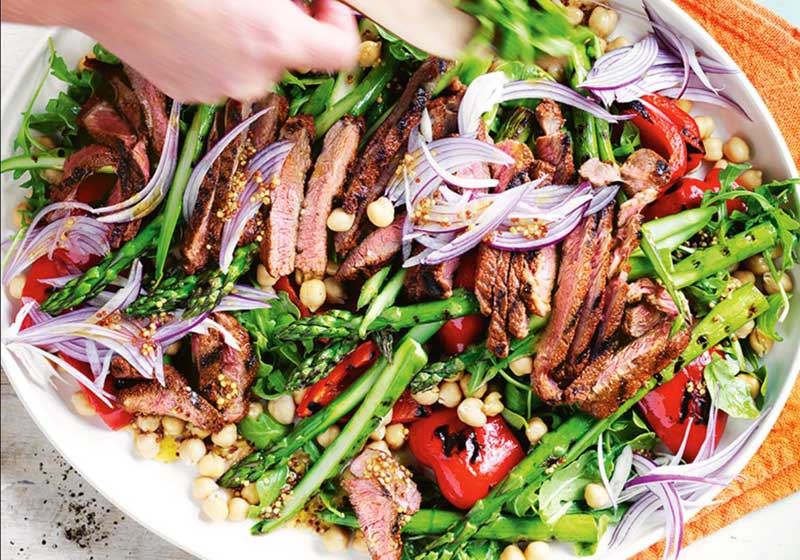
top-left (631, 5), bottom-right (800, 556)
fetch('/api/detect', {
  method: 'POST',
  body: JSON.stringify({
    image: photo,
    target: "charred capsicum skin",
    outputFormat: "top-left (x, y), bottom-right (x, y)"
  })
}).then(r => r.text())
top-left (625, 99), bottom-right (688, 188)
top-left (644, 167), bottom-right (747, 221)
top-left (642, 94), bottom-right (705, 172)
top-left (408, 408), bottom-right (524, 509)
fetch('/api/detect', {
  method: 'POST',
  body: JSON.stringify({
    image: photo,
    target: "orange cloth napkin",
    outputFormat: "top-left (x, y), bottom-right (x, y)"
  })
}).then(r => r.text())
top-left (633, 3), bottom-right (800, 557)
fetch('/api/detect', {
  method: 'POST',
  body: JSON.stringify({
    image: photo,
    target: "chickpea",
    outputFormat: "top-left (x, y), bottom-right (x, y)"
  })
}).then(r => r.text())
top-left (202, 490), bottom-right (229, 522)
top-left (40, 169), bottom-right (64, 185)
top-left (192, 477), bottom-right (218, 501)
top-left (525, 417), bottom-right (548, 445)
top-left (35, 135), bottom-right (57, 150)
top-left (324, 277), bottom-right (346, 305)
top-left (459, 374), bottom-right (487, 398)
top-left (749, 329), bottom-right (774, 357)
top-left (165, 340), bottom-right (182, 356)
top-left (703, 137), bottom-right (723, 162)
top-left (385, 424), bottom-right (407, 450)
top-left (136, 415), bottom-right (161, 433)
top-left (524, 542), bottom-right (551, 560)
top-left (197, 452), bottom-right (227, 478)
top-left (737, 373), bottom-right (761, 400)
top-left (366, 196), bottom-right (395, 228)
top-left (695, 116), bottom-right (715, 139)
top-left (675, 99), bottom-right (693, 113)
top-left (509, 356), bottom-right (533, 376)
top-left (734, 320), bottom-right (755, 340)
top-left (299, 279), bottom-right (326, 312)
top-left (325, 261), bottom-right (340, 276)
top-left (189, 424), bottom-right (211, 439)
top-left (588, 7), bottom-right (618, 38)
top-left (732, 269), bottom-right (756, 286)
top-left (536, 55), bottom-right (567, 81)
top-left (370, 424), bottom-right (387, 442)
top-left (565, 6), bottom-right (584, 26)
top-left (268, 395), bottom-right (296, 425)
top-left (457, 398), bottom-right (487, 428)
top-left (71, 391), bottom-right (96, 417)
top-left (162, 416), bottom-right (186, 437)
top-left (482, 392), bottom-right (504, 417)
top-left (316, 425), bottom-right (341, 448)
top-left (292, 388), bottom-right (307, 405)
top-left (351, 530), bottom-right (368, 553)
top-left (584, 482), bottom-right (611, 509)
top-left (13, 201), bottom-right (29, 229)
top-left (763, 272), bottom-right (793, 295)
top-left (500, 544), bottom-right (526, 560)
top-left (714, 159), bottom-right (729, 170)
top-left (606, 36), bottom-right (630, 52)
top-left (321, 526), bottom-right (350, 552)
top-left (738, 169), bottom-right (763, 190)
top-left (327, 208), bottom-right (355, 232)
top-left (240, 483), bottom-right (260, 505)
top-left (179, 438), bottom-right (207, 465)
top-left (256, 264), bottom-right (278, 288)
top-left (438, 381), bottom-right (463, 408)
top-left (227, 497), bottom-right (250, 521)
top-left (744, 254), bottom-right (770, 275)
top-left (412, 386), bottom-right (440, 406)
top-left (247, 401), bottom-right (264, 419)
top-left (211, 423), bottom-right (238, 448)
top-left (723, 136), bottom-right (750, 163)
top-left (8, 275), bottom-right (26, 299)
top-left (367, 440), bottom-right (390, 454)
top-left (358, 40), bottom-right (382, 68)
top-left (134, 433), bottom-right (160, 460)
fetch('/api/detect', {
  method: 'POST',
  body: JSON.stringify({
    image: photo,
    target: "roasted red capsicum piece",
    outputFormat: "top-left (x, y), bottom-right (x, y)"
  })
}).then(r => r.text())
top-left (275, 276), bottom-right (311, 317)
top-left (297, 340), bottom-right (378, 417)
top-left (642, 94), bottom-right (705, 172)
top-left (437, 315), bottom-right (488, 355)
top-left (391, 390), bottom-right (432, 423)
top-left (408, 408), bottom-right (525, 509)
top-left (625, 99), bottom-right (688, 188)
top-left (60, 354), bottom-right (134, 430)
top-left (638, 349), bottom-right (728, 462)
top-left (644, 167), bottom-right (747, 221)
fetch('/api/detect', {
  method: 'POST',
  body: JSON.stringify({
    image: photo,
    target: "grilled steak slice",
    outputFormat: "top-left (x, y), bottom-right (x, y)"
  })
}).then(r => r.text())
top-left (627, 277), bottom-right (680, 316)
top-left (491, 140), bottom-right (535, 192)
top-left (261, 116), bottom-right (315, 277)
top-left (534, 99), bottom-right (575, 184)
top-left (565, 323), bottom-right (689, 418)
top-left (579, 158), bottom-right (621, 187)
top-left (404, 253), bottom-right (460, 301)
top-left (620, 148), bottom-right (670, 196)
top-left (79, 98), bottom-right (138, 148)
top-left (335, 213), bottom-right (405, 282)
top-left (475, 244), bottom-right (500, 315)
top-left (118, 364), bottom-right (225, 432)
top-left (623, 303), bottom-right (665, 338)
top-left (507, 253), bottom-right (530, 339)
top-left (83, 59), bottom-right (144, 134)
top-left (519, 246), bottom-right (557, 317)
top-left (426, 87), bottom-right (464, 138)
top-left (487, 250), bottom-right (513, 357)
top-left (52, 145), bottom-right (119, 202)
top-left (192, 312), bottom-right (258, 423)
top-left (249, 93), bottom-right (289, 152)
top-left (105, 142), bottom-right (148, 247)
top-left (335, 58), bottom-right (451, 255)
top-left (122, 64), bottom-right (169, 156)
top-left (110, 356), bottom-right (140, 379)
top-left (343, 449), bottom-right (421, 560)
top-left (566, 206), bottom-right (615, 371)
top-left (295, 116), bottom-right (363, 282)
top-left (532, 215), bottom-right (597, 403)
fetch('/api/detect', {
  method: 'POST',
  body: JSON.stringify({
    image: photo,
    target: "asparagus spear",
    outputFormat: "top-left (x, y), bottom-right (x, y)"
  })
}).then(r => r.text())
top-left (284, 338), bottom-right (359, 391)
top-left (183, 243), bottom-right (257, 318)
top-left (125, 273), bottom-right (199, 317)
top-left (357, 265), bottom-right (391, 310)
top-left (154, 104), bottom-right (218, 282)
top-left (568, 46), bottom-right (599, 164)
top-left (219, 322), bottom-right (443, 488)
top-left (319, 509), bottom-right (605, 544)
top-left (276, 289), bottom-right (480, 341)
top-left (496, 107), bottom-right (535, 144)
top-left (359, 268), bottom-right (406, 337)
top-left (0, 154), bottom-right (65, 173)
top-left (252, 333), bottom-right (430, 534)
top-left (40, 215), bottom-right (163, 314)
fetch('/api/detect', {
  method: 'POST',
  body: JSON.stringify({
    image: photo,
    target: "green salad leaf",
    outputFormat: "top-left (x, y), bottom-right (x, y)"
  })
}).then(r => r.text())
top-left (703, 354), bottom-right (760, 419)
top-left (538, 452), bottom-right (594, 525)
top-left (238, 411), bottom-right (290, 449)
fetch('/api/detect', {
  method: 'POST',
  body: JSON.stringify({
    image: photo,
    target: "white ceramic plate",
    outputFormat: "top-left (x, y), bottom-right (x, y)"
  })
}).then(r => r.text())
top-left (1, 1), bottom-right (798, 559)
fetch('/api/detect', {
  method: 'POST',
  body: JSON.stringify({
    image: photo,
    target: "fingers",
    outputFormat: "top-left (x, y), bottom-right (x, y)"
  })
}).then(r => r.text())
top-left (284, 0), bottom-right (360, 71)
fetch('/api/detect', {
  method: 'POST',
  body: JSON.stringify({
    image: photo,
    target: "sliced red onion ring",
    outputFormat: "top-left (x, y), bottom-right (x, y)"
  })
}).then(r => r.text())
top-left (419, 141), bottom-right (500, 190)
top-left (657, 86), bottom-right (752, 120)
top-left (218, 140), bottom-right (293, 272)
top-left (586, 184), bottom-right (620, 215)
top-left (183, 107), bottom-right (272, 222)
top-left (501, 80), bottom-right (631, 123)
top-left (580, 35), bottom-right (659, 91)
top-left (458, 71), bottom-right (509, 136)
top-left (94, 102), bottom-right (182, 223)
top-left (489, 202), bottom-right (587, 252)
top-left (216, 284), bottom-right (276, 312)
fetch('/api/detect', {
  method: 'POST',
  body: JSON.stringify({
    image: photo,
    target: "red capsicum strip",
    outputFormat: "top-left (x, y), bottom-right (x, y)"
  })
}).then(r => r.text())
top-left (644, 167), bottom-right (747, 221)
top-left (296, 340), bottom-right (378, 417)
top-left (638, 349), bottom-right (727, 462)
top-left (642, 94), bottom-right (705, 172)
top-left (408, 408), bottom-right (525, 509)
top-left (625, 99), bottom-right (688, 188)
top-left (275, 276), bottom-right (311, 317)
top-left (391, 390), bottom-right (432, 423)
top-left (60, 354), bottom-right (134, 430)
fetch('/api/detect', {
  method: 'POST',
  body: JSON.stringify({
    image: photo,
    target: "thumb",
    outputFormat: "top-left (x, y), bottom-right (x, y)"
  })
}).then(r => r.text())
top-left (288, 0), bottom-right (359, 71)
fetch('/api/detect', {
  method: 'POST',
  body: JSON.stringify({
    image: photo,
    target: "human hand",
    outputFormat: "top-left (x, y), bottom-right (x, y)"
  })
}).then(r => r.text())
top-left (68, 0), bottom-right (360, 102)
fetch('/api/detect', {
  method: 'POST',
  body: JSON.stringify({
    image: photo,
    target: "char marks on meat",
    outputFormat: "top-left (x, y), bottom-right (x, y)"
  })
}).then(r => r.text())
top-left (79, 98), bottom-right (138, 148)
top-left (260, 116), bottom-right (315, 277)
top-left (475, 244), bottom-right (500, 316)
top-left (295, 116), bottom-right (364, 282)
top-left (122, 63), bottom-right (169, 156)
top-left (522, 246), bottom-right (557, 317)
top-left (191, 312), bottom-right (258, 423)
top-left (534, 99), bottom-right (575, 184)
top-left (426, 85), bottom-right (465, 139)
top-left (404, 255), bottom-right (460, 301)
top-left (531, 214), bottom-right (597, 403)
top-left (335, 58), bottom-right (451, 255)
top-left (249, 93), bottom-right (289, 152)
top-left (506, 253), bottom-right (530, 339)
top-left (117, 364), bottom-right (224, 432)
top-left (487, 250), bottom-right (513, 357)
top-left (335, 213), bottom-right (405, 282)
top-left (343, 449), bottom-right (421, 560)
top-left (620, 148), bottom-right (670, 196)
top-left (83, 59), bottom-right (145, 135)
top-left (623, 278), bottom-right (681, 337)
top-left (491, 140), bottom-right (535, 192)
